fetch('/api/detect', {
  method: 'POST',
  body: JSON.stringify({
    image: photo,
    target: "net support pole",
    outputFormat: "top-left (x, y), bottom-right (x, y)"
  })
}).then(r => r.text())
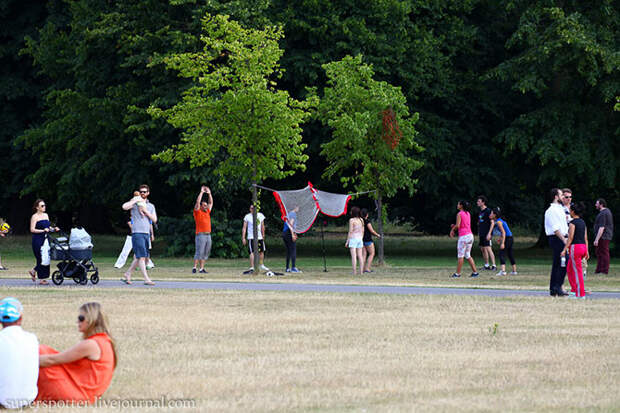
top-left (321, 218), bottom-right (328, 272)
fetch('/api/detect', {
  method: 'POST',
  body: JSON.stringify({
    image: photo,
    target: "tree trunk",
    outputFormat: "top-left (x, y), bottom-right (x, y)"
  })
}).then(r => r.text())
top-left (534, 217), bottom-right (548, 248)
top-left (376, 192), bottom-right (384, 265)
top-left (252, 162), bottom-right (259, 272)
top-left (535, 197), bottom-right (550, 248)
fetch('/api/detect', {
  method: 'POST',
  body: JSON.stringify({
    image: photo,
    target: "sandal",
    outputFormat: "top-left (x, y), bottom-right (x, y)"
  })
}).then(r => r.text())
top-left (38, 280), bottom-right (49, 285)
top-left (144, 281), bottom-right (155, 286)
top-left (29, 269), bottom-right (36, 282)
top-left (120, 277), bottom-right (132, 285)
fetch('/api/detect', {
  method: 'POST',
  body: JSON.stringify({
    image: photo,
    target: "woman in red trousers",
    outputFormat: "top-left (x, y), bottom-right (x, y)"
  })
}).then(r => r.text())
top-left (561, 202), bottom-right (589, 298)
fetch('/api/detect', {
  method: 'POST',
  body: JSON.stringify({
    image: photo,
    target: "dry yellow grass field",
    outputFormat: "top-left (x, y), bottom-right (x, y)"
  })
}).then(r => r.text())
top-left (2, 287), bottom-right (619, 412)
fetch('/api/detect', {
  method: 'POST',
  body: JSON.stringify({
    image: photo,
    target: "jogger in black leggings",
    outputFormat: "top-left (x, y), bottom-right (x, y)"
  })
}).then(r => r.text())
top-left (282, 230), bottom-right (296, 271)
top-left (490, 208), bottom-right (517, 276)
top-left (282, 206), bottom-right (301, 273)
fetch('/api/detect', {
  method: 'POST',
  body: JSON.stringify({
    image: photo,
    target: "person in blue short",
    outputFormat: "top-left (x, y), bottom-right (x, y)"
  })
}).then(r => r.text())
top-left (346, 206), bottom-right (365, 275)
top-left (489, 207), bottom-right (517, 276)
top-left (121, 184), bottom-right (157, 285)
top-left (360, 208), bottom-right (381, 273)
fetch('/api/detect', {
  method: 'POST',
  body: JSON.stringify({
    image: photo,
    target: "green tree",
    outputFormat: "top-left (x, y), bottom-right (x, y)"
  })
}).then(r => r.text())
top-left (487, 0), bottom-right (619, 192)
top-left (149, 14), bottom-right (315, 271)
top-left (17, 0), bottom-right (271, 232)
top-left (315, 55), bottom-right (423, 263)
top-left (19, 0), bottom-right (212, 229)
top-left (485, 0), bottom-right (619, 246)
top-left (0, 0), bottom-right (48, 231)
top-left (266, 0), bottom-right (517, 233)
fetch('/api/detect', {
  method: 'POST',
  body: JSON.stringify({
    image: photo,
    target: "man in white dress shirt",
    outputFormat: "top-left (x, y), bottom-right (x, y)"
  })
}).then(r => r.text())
top-left (544, 188), bottom-right (569, 296)
top-left (0, 297), bottom-right (39, 409)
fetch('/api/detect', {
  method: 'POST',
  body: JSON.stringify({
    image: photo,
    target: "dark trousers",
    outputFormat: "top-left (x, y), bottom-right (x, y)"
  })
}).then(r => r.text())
top-left (32, 237), bottom-right (50, 279)
top-left (548, 235), bottom-right (566, 293)
top-left (282, 231), bottom-right (296, 269)
top-left (595, 239), bottom-right (610, 274)
top-left (499, 236), bottom-right (515, 265)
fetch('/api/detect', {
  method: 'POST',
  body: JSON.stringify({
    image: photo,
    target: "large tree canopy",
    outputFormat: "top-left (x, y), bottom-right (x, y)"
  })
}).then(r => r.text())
top-left (0, 0), bottom-right (616, 255)
top-left (487, 0), bottom-right (619, 193)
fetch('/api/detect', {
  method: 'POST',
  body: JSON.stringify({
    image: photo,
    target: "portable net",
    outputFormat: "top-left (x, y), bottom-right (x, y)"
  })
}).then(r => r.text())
top-left (273, 182), bottom-right (351, 233)
top-left (273, 186), bottom-right (319, 234)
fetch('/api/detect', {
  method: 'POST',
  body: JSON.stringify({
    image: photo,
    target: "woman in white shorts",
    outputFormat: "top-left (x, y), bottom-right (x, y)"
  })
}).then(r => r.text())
top-left (345, 206), bottom-right (365, 275)
top-left (449, 201), bottom-right (479, 278)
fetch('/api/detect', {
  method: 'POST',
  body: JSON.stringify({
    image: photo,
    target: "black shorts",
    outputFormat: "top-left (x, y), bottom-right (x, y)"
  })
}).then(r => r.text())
top-left (479, 235), bottom-right (491, 247)
top-left (247, 239), bottom-right (265, 254)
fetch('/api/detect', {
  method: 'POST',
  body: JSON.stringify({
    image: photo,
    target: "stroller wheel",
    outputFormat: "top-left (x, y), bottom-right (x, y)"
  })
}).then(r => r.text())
top-left (90, 271), bottom-right (99, 285)
top-left (52, 271), bottom-right (64, 285)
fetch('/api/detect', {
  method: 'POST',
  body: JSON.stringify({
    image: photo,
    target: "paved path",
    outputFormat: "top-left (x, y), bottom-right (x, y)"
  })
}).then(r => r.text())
top-left (1, 278), bottom-right (619, 299)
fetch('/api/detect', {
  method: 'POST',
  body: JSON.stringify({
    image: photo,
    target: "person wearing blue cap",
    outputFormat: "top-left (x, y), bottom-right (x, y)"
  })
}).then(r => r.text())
top-left (0, 297), bottom-right (39, 409)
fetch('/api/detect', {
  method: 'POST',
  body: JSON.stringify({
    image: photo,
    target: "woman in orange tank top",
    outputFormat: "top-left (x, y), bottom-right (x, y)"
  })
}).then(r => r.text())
top-left (36, 302), bottom-right (117, 404)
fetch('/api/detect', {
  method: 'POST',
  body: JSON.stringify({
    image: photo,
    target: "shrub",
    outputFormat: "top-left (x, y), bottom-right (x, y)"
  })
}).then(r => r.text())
top-left (158, 210), bottom-right (244, 258)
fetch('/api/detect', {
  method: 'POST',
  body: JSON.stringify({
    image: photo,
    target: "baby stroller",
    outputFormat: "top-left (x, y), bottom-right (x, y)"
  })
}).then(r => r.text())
top-left (49, 229), bottom-right (99, 285)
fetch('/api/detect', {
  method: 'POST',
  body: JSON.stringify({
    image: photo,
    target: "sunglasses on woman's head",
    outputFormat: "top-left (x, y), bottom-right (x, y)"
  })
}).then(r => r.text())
top-left (78, 315), bottom-right (85, 322)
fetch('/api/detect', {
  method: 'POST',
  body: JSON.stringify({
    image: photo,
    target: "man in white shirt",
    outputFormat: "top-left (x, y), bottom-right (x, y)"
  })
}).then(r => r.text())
top-left (0, 297), bottom-right (39, 409)
top-left (242, 205), bottom-right (268, 274)
top-left (544, 188), bottom-right (569, 296)
top-left (561, 188), bottom-right (573, 221)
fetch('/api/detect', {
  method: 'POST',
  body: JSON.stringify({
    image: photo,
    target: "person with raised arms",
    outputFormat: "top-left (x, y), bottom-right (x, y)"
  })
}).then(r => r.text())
top-left (193, 185), bottom-right (213, 274)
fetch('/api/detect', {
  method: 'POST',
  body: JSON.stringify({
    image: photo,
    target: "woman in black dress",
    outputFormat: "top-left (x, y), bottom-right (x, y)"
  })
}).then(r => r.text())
top-left (29, 199), bottom-right (59, 285)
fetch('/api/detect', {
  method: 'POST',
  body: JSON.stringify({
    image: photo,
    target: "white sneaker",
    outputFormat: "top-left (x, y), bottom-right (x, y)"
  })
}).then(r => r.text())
top-left (510, 271), bottom-right (518, 275)
top-left (496, 271), bottom-right (506, 276)
top-left (260, 264), bottom-right (269, 271)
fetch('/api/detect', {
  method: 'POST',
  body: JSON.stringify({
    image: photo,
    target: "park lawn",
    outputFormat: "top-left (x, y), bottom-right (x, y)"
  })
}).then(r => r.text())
top-left (1, 287), bottom-right (619, 412)
top-left (1, 235), bottom-right (619, 291)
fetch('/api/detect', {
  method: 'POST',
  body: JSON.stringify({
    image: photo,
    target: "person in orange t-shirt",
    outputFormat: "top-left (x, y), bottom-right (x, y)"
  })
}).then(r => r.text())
top-left (193, 185), bottom-right (213, 274)
top-left (36, 302), bottom-right (117, 404)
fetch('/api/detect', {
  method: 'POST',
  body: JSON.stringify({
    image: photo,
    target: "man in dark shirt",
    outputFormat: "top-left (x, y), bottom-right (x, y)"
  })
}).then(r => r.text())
top-left (477, 195), bottom-right (496, 271)
top-left (593, 198), bottom-right (613, 274)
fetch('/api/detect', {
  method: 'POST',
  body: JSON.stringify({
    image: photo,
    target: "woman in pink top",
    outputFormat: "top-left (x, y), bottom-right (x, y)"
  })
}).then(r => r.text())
top-left (449, 201), bottom-right (479, 278)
